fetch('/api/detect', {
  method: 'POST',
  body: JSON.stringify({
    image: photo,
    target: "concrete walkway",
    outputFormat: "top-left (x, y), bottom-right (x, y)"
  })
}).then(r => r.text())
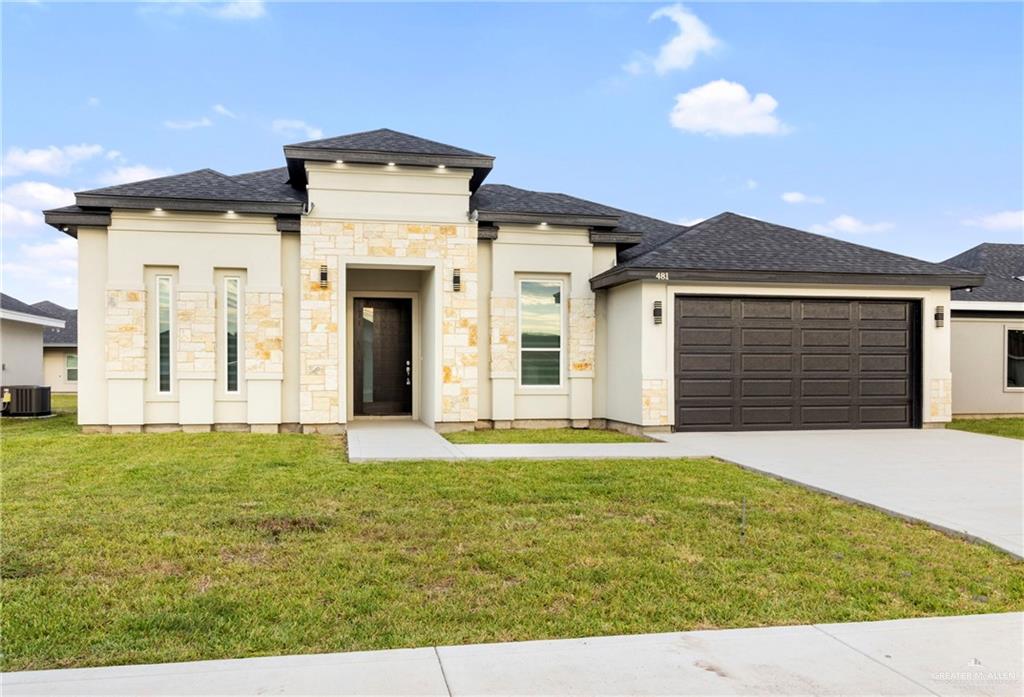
top-left (347, 423), bottom-right (1023, 558)
top-left (6, 613), bottom-right (1020, 695)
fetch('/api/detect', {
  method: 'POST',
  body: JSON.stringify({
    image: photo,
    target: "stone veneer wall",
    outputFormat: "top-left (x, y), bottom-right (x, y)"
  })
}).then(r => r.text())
top-left (175, 290), bottom-right (215, 374)
top-left (300, 221), bottom-right (478, 424)
top-left (568, 297), bottom-right (595, 375)
top-left (105, 289), bottom-right (146, 374)
top-left (642, 378), bottom-right (670, 426)
top-left (245, 290), bottom-right (284, 376)
top-left (489, 295), bottom-right (517, 377)
top-left (928, 376), bottom-right (952, 421)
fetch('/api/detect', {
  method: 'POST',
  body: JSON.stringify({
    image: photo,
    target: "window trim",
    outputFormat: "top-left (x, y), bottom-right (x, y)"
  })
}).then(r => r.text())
top-left (156, 274), bottom-right (174, 394)
top-left (223, 275), bottom-right (242, 394)
top-left (517, 278), bottom-right (565, 389)
top-left (65, 353), bottom-right (78, 383)
top-left (1005, 325), bottom-right (1024, 392)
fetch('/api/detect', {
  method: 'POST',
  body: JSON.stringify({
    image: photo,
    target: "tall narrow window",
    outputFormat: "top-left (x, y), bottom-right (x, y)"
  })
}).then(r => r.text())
top-left (65, 354), bottom-right (78, 382)
top-left (1008, 328), bottom-right (1024, 389)
top-left (225, 277), bottom-right (240, 392)
top-left (519, 279), bottom-right (563, 387)
top-left (157, 275), bottom-right (172, 392)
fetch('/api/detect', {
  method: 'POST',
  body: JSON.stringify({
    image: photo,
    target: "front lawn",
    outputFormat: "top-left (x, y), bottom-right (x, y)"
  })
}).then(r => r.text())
top-left (2, 407), bottom-right (1022, 671)
top-left (445, 427), bottom-right (649, 444)
top-left (949, 418), bottom-right (1024, 440)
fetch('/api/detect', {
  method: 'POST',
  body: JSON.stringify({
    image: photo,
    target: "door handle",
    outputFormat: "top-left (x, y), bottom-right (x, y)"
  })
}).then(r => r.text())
top-left (405, 360), bottom-right (411, 386)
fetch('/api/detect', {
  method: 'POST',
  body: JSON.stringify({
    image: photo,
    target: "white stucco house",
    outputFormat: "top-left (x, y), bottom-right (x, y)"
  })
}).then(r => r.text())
top-left (943, 243), bottom-right (1024, 418)
top-left (0, 294), bottom-right (66, 387)
top-left (44, 128), bottom-right (983, 434)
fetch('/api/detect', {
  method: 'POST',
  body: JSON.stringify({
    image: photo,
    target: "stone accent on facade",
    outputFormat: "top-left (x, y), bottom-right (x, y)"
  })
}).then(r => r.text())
top-left (928, 376), bottom-right (953, 421)
top-left (568, 297), bottom-right (595, 376)
top-left (300, 220), bottom-right (478, 424)
top-left (105, 288), bottom-right (146, 374)
top-left (489, 295), bottom-right (517, 377)
top-left (642, 378), bottom-right (670, 426)
top-left (175, 290), bottom-right (216, 375)
top-left (245, 290), bottom-right (284, 377)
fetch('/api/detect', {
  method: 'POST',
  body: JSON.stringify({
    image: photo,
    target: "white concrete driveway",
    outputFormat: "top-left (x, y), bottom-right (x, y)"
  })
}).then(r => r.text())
top-left (658, 428), bottom-right (1024, 558)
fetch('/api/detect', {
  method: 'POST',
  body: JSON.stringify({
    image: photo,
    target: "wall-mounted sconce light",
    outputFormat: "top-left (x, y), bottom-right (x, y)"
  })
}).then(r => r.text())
top-left (653, 300), bottom-right (663, 325)
top-left (453, 268), bottom-right (462, 292)
top-left (319, 264), bottom-right (329, 289)
top-left (934, 305), bottom-right (945, 328)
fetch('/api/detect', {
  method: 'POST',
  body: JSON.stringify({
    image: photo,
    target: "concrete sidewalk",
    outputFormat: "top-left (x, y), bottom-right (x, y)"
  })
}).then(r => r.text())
top-left (6, 613), bottom-right (1021, 695)
top-left (347, 420), bottom-right (464, 462)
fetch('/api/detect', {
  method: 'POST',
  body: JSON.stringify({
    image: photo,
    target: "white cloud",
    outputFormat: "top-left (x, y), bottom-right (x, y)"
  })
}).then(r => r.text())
top-left (87, 96), bottom-right (100, 107)
top-left (96, 165), bottom-right (172, 186)
top-left (745, 179), bottom-right (758, 190)
top-left (782, 191), bottom-right (825, 205)
top-left (213, 1), bottom-right (265, 19)
top-left (961, 210), bottom-right (1024, 231)
top-left (811, 215), bottom-right (893, 235)
top-left (2, 143), bottom-right (104, 176)
top-left (678, 216), bottom-right (706, 226)
top-left (1, 202), bottom-right (40, 230)
top-left (2, 237), bottom-right (78, 306)
top-left (625, 4), bottom-right (718, 75)
top-left (213, 104), bottom-right (237, 118)
top-left (164, 116), bottom-right (213, 130)
top-left (272, 119), bottom-right (324, 140)
top-left (106, 150), bottom-right (123, 161)
top-left (669, 80), bottom-right (787, 136)
top-left (2, 182), bottom-right (74, 235)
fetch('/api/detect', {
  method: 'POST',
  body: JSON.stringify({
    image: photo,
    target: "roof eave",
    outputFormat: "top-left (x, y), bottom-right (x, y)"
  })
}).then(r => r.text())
top-left (75, 194), bottom-right (304, 215)
top-left (284, 146), bottom-right (495, 191)
top-left (590, 267), bottom-right (986, 291)
top-left (43, 208), bottom-right (112, 238)
top-left (0, 309), bottom-right (66, 329)
top-left (476, 210), bottom-right (620, 229)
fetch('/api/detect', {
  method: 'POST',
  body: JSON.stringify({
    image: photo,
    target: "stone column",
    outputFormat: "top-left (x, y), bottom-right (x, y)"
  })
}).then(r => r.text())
top-left (176, 287), bottom-right (216, 428)
top-left (245, 288), bottom-right (284, 431)
top-left (568, 296), bottom-right (596, 428)
top-left (104, 287), bottom-right (146, 429)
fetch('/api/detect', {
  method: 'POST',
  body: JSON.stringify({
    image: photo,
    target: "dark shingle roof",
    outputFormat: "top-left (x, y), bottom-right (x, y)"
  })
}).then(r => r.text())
top-left (287, 128), bottom-right (489, 158)
top-left (79, 168), bottom-right (300, 204)
top-left (943, 243), bottom-right (1024, 303)
top-left (1, 293), bottom-right (62, 321)
top-left (230, 167), bottom-right (307, 204)
top-left (610, 212), bottom-right (979, 278)
top-left (471, 184), bottom-right (689, 249)
top-left (32, 302), bottom-right (77, 346)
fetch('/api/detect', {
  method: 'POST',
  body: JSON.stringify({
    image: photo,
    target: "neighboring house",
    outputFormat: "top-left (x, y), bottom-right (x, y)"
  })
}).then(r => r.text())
top-left (43, 128), bottom-right (981, 434)
top-left (0, 294), bottom-right (66, 387)
top-left (33, 301), bottom-right (78, 394)
top-left (942, 243), bottom-right (1024, 418)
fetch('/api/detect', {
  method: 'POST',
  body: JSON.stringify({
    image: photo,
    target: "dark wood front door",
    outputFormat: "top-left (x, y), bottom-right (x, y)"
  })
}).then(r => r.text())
top-left (353, 298), bottom-right (413, 416)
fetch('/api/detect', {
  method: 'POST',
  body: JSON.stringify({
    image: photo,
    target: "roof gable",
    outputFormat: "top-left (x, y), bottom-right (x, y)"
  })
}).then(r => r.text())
top-left (287, 128), bottom-right (489, 158)
top-left (943, 243), bottom-right (1024, 303)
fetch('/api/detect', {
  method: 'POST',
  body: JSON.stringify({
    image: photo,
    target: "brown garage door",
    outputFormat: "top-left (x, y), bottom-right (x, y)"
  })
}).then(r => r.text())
top-left (674, 296), bottom-right (919, 431)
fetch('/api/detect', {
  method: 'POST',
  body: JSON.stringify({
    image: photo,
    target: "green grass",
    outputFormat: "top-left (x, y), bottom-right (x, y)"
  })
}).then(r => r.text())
top-left (445, 427), bottom-right (649, 444)
top-left (2, 403), bottom-right (1022, 671)
top-left (949, 418), bottom-right (1024, 440)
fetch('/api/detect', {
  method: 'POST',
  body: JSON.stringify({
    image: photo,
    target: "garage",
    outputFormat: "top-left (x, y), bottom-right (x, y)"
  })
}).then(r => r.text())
top-left (674, 295), bottom-right (920, 431)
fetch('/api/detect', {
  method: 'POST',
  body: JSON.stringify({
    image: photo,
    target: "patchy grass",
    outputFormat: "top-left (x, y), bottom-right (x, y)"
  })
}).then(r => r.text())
top-left (445, 427), bottom-right (649, 444)
top-left (2, 406), bottom-right (1022, 671)
top-left (949, 418), bottom-right (1024, 441)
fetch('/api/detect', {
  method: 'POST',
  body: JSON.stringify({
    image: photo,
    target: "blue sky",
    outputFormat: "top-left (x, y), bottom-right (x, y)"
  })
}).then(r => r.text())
top-left (3, 1), bottom-right (1022, 308)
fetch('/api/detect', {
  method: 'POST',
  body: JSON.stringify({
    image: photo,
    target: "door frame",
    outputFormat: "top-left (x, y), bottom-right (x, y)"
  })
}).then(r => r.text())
top-left (346, 291), bottom-right (420, 421)
top-left (670, 293), bottom-right (923, 432)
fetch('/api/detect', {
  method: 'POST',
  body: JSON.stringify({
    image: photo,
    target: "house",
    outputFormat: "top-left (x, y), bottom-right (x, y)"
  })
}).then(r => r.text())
top-left (43, 128), bottom-right (982, 434)
top-left (942, 243), bottom-right (1024, 418)
top-left (33, 302), bottom-right (78, 394)
top-left (0, 294), bottom-right (66, 387)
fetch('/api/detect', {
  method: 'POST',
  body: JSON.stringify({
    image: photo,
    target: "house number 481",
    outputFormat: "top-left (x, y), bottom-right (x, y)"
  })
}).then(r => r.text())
top-left (654, 272), bottom-right (669, 281)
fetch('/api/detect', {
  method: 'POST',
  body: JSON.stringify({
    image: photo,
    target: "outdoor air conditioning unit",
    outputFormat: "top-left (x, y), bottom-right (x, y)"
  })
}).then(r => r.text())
top-left (1, 386), bottom-right (52, 417)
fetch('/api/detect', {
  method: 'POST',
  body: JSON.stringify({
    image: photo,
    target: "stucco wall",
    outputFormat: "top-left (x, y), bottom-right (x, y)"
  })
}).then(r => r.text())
top-left (604, 280), bottom-right (954, 428)
top-left (43, 347), bottom-right (78, 393)
top-left (0, 319), bottom-right (45, 386)
top-left (951, 315), bottom-right (1024, 416)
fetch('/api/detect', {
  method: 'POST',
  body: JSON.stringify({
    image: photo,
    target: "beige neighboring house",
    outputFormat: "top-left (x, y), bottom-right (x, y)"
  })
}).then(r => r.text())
top-left (33, 301), bottom-right (78, 394)
top-left (0, 294), bottom-right (66, 387)
top-left (43, 128), bottom-right (982, 434)
top-left (943, 243), bottom-right (1024, 418)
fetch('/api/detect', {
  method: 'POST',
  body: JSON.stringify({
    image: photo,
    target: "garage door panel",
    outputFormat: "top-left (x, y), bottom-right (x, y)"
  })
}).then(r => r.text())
top-left (675, 295), bottom-right (918, 431)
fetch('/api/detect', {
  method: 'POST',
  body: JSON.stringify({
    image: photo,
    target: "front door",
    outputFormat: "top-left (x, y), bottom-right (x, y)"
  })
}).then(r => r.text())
top-left (353, 298), bottom-right (413, 416)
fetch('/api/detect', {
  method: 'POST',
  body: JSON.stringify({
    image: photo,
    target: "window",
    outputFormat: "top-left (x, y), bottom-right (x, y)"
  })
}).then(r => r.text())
top-left (157, 275), bottom-right (173, 392)
top-left (65, 354), bottom-right (78, 382)
top-left (225, 276), bottom-right (240, 393)
top-left (1008, 328), bottom-right (1024, 389)
top-left (519, 279), bottom-right (563, 387)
